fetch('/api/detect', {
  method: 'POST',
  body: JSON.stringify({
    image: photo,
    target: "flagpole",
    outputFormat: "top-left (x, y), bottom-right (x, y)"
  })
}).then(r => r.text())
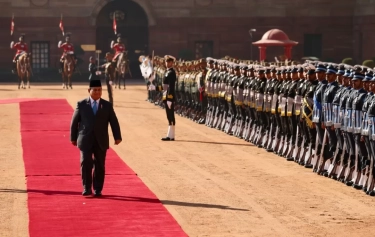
top-left (11, 13), bottom-right (14, 36)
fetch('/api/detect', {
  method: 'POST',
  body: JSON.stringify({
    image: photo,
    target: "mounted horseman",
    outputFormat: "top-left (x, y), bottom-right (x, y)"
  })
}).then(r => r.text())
top-left (58, 33), bottom-right (77, 74)
top-left (11, 33), bottom-right (28, 74)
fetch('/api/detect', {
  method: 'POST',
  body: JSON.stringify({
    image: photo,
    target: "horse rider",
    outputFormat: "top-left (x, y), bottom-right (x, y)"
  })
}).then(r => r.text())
top-left (58, 33), bottom-right (77, 73)
top-left (10, 33), bottom-right (28, 74)
top-left (110, 34), bottom-right (126, 69)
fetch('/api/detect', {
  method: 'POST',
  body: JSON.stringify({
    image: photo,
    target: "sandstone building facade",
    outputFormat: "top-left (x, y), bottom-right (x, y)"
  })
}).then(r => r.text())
top-left (0, 0), bottom-right (374, 75)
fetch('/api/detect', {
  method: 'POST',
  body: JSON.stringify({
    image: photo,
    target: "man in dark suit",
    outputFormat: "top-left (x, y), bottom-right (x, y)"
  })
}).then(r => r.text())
top-left (70, 80), bottom-right (122, 196)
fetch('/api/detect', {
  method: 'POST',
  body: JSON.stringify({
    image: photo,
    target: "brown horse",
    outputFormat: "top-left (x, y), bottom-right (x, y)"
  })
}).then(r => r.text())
top-left (16, 53), bottom-right (31, 89)
top-left (62, 53), bottom-right (75, 89)
top-left (114, 52), bottom-right (131, 89)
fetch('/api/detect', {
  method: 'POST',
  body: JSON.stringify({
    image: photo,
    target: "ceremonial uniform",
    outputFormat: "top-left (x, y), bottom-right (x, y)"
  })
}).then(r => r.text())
top-left (58, 35), bottom-right (77, 73)
top-left (311, 64), bottom-right (328, 170)
top-left (10, 34), bottom-right (28, 74)
top-left (319, 65), bottom-right (340, 174)
top-left (301, 66), bottom-right (318, 167)
top-left (161, 56), bottom-right (177, 141)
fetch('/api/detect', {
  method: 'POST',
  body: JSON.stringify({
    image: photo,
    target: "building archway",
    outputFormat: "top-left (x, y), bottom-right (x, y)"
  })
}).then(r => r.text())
top-left (95, 0), bottom-right (149, 77)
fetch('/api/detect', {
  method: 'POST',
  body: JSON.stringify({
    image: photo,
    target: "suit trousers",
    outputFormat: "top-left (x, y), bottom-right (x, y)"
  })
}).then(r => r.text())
top-left (165, 101), bottom-right (175, 125)
top-left (80, 139), bottom-right (107, 192)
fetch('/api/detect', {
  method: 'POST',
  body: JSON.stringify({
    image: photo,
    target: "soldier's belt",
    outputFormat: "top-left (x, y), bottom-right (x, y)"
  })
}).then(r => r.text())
top-left (162, 96), bottom-right (166, 100)
top-left (271, 109), bottom-right (276, 114)
top-left (167, 95), bottom-right (173, 99)
top-left (295, 110), bottom-right (301, 116)
top-left (287, 112), bottom-right (292, 116)
top-left (281, 111), bottom-right (286, 116)
top-left (256, 107), bottom-right (263, 111)
top-left (236, 101), bottom-right (243, 106)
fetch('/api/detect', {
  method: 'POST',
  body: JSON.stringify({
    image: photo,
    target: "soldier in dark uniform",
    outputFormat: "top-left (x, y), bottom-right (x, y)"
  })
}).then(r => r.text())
top-left (225, 63), bottom-right (240, 135)
top-left (327, 65), bottom-right (351, 178)
top-left (213, 60), bottom-right (227, 128)
top-left (278, 67), bottom-right (292, 156)
top-left (285, 66), bottom-right (301, 160)
top-left (264, 66), bottom-right (278, 149)
top-left (161, 55), bottom-right (177, 141)
top-left (293, 65), bottom-right (308, 163)
top-left (311, 63), bottom-right (328, 171)
top-left (345, 71), bottom-right (367, 187)
top-left (253, 67), bottom-right (267, 147)
top-left (197, 59), bottom-right (208, 124)
top-left (366, 74), bottom-right (375, 195)
top-left (269, 67), bottom-right (283, 152)
top-left (234, 64), bottom-right (247, 137)
top-left (317, 64), bottom-right (340, 175)
top-left (204, 58), bottom-right (215, 124)
top-left (359, 69), bottom-right (374, 192)
top-left (302, 65), bottom-right (319, 168)
top-left (206, 60), bottom-right (220, 127)
top-left (218, 61), bottom-right (231, 130)
top-left (246, 65), bottom-right (258, 142)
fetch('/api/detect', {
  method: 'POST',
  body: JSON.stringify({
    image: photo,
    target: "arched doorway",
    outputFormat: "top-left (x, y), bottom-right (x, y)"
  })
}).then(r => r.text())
top-left (96, 0), bottom-right (148, 78)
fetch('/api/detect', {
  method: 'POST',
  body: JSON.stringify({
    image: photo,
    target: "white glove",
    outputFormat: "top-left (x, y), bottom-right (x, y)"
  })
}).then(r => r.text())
top-left (109, 81), bottom-right (113, 85)
top-left (95, 71), bottom-right (102, 75)
top-left (167, 101), bottom-right (172, 109)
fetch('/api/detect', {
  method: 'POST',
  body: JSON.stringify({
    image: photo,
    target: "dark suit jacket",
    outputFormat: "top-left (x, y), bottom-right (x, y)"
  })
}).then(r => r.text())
top-left (70, 97), bottom-right (122, 151)
top-left (89, 63), bottom-right (100, 81)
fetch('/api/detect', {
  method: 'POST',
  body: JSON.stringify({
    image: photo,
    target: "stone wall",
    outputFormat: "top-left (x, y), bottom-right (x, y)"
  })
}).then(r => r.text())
top-left (0, 0), bottom-right (373, 71)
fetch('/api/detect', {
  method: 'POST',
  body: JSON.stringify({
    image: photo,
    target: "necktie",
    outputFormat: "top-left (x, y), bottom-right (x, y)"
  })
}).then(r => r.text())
top-left (92, 101), bottom-right (98, 115)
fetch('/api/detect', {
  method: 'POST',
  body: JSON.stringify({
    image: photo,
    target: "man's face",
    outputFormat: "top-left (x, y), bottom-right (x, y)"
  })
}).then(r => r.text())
top-left (88, 87), bottom-right (102, 100)
top-left (326, 73), bottom-right (336, 83)
top-left (165, 60), bottom-right (173, 68)
top-left (316, 71), bottom-right (326, 80)
top-left (117, 37), bottom-right (122, 43)
top-left (19, 37), bottom-right (24, 42)
top-left (66, 37), bottom-right (70, 43)
top-left (353, 80), bottom-right (362, 90)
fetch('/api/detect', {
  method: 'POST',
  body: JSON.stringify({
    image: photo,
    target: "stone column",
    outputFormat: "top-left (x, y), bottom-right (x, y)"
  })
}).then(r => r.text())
top-left (259, 46), bottom-right (267, 62)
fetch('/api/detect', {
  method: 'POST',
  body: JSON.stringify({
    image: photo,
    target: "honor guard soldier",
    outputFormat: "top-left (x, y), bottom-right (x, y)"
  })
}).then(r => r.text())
top-left (58, 33), bottom-right (77, 73)
top-left (161, 55), bottom-right (177, 141)
top-left (345, 71), bottom-right (367, 187)
top-left (205, 58), bottom-right (215, 125)
top-left (285, 66), bottom-right (301, 160)
top-left (277, 67), bottom-right (292, 156)
top-left (253, 66), bottom-right (267, 147)
top-left (292, 65), bottom-right (308, 163)
top-left (264, 66), bottom-right (279, 150)
top-left (335, 69), bottom-right (356, 181)
top-left (317, 64), bottom-right (340, 174)
top-left (270, 67), bottom-right (283, 152)
top-left (10, 33), bottom-right (28, 74)
top-left (110, 34), bottom-right (126, 69)
top-left (197, 59), bottom-right (208, 124)
top-left (302, 64), bottom-right (319, 168)
top-left (365, 74), bottom-right (375, 196)
top-left (233, 64), bottom-right (247, 137)
top-left (311, 63), bottom-right (328, 171)
top-left (327, 65), bottom-right (351, 178)
top-left (358, 69), bottom-right (374, 192)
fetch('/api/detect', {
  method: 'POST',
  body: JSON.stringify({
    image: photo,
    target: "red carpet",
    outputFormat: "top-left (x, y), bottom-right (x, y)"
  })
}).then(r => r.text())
top-left (20, 99), bottom-right (188, 237)
top-left (0, 98), bottom-right (57, 104)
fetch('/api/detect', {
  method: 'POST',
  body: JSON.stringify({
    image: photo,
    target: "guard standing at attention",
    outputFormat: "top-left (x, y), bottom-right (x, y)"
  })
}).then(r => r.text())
top-left (161, 55), bottom-right (177, 141)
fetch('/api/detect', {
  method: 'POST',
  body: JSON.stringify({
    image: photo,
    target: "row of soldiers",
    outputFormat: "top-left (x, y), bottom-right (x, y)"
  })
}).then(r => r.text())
top-left (148, 56), bottom-right (375, 197)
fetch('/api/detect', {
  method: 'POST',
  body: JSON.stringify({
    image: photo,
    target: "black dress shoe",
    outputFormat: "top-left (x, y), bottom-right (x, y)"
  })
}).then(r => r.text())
top-left (82, 190), bottom-right (92, 196)
top-left (94, 192), bottom-right (102, 197)
top-left (161, 137), bottom-right (174, 141)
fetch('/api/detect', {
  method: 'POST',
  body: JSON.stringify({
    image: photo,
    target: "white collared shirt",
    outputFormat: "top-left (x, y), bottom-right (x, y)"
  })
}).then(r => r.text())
top-left (89, 97), bottom-right (100, 110)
